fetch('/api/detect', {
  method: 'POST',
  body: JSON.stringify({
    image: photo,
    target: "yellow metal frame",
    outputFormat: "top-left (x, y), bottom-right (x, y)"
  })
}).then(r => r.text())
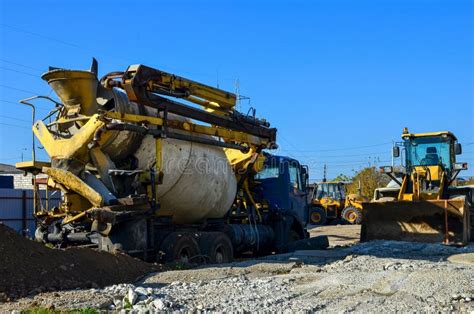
top-left (104, 111), bottom-right (268, 147)
top-left (123, 64), bottom-right (236, 110)
top-left (33, 114), bottom-right (104, 160)
top-left (42, 166), bottom-right (103, 207)
top-left (402, 129), bottom-right (457, 141)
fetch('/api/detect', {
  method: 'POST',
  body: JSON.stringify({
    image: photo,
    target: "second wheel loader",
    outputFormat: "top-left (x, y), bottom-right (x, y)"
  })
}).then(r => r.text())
top-left (361, 128), bottom-right (473, 245)
top-left (309, 181), bottom-right (365, 225)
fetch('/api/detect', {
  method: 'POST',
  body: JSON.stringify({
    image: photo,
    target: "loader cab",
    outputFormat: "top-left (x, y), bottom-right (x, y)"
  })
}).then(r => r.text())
top-left (313, 182), bottom-right (346, 201)
top-left (401, 133), bottom-right (458, 175)
top-left (254, 155), bottom-right (309, 224)
top-left (386, 129), bottom-right (468, 197)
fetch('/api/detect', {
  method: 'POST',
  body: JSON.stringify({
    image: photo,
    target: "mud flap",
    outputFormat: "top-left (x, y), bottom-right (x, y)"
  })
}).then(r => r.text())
top-left (360, 198), bottom-right (470, 245)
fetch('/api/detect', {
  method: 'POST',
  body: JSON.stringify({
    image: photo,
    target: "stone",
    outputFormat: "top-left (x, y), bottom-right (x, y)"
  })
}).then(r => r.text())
top-left (153, 298), bottom-right (166, 310)
top-left (135, 287), bottom-right (148, 296)
top-left (128, 288), bottom-right (138, 305)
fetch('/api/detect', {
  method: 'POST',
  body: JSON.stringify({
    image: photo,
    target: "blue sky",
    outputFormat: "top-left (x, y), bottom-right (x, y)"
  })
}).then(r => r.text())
top-left (0, 0), bottom-right (472, 180)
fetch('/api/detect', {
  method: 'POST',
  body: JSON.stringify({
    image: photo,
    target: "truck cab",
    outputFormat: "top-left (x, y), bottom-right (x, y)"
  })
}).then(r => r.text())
top-left (253, 154), bottom-right (309, 248)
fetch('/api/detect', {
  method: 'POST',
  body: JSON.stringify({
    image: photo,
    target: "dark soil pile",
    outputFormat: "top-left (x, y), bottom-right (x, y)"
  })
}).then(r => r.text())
top-left (0, 224), bottom-right (159, 301)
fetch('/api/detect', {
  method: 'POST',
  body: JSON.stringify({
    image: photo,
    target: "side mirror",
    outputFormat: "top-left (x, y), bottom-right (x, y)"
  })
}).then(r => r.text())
top-left (392, 146), bottom-right (400, 158)
top-left (301, 166), bottom-right (309, 187)
top-left (455, 143), bottom-right (462, 155)
top-left (454, 162), bottom-right (468, 170)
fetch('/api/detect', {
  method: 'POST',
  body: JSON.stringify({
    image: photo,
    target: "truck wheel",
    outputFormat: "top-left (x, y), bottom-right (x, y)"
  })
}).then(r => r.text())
top-left (160, 233), bottom-right (201, 263)
top-left (310, 207), bottom-right (327, 225)
top-left (199, 232), bottom-right (233, 264)
top-left (341, 207), bottom-right (363, 224)
top-left (289, 229), bottom-right (302, 243)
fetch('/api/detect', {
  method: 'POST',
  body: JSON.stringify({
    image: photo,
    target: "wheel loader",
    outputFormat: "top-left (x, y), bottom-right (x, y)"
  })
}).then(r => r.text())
top-left (361, 128), bottom-right (473, 245)
top-left (309, 181), bottom-right (365, 225)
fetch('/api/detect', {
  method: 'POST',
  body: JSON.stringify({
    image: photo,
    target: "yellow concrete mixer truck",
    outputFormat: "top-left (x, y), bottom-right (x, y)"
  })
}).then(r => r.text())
top-left (16, 60), bottom-right (325, 263)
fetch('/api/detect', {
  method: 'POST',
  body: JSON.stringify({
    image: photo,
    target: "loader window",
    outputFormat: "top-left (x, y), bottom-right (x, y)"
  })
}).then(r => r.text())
top-left (315, 183), bottom-right (340, 199)
top-left (405, 136), bottom-right (452, 170)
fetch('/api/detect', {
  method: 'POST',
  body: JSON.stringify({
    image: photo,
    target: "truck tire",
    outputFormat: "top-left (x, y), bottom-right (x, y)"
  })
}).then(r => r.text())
top-left (309, 206), bottom-right (327, 225)
top-left (199, 232), bottom-right (234, 264)
top-left (160, 233), bottom-right (201, 263)
top-left (341, 207), bottom-right (363, 225)
top-left (289, 229), bottom-right (302, 243)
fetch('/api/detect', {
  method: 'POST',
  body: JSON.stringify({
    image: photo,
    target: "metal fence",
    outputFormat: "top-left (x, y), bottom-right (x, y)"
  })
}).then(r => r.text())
top-left (0, 188), bottom-right (61, 237)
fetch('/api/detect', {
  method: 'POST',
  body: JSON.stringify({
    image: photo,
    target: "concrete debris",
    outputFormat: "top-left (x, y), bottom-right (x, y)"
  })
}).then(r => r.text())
top-left (2, 238), bottom-right (473, 312)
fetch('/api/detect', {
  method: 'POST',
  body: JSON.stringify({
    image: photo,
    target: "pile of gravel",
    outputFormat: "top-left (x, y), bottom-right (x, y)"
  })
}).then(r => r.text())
top-left (0, 224), bottom-right (159, 302)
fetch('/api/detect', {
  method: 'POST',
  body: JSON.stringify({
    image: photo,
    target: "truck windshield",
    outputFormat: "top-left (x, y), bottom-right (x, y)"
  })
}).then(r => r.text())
top-left (255, 166), bottom-right (279, 180)
top-left (404, 136), bottom-right (452, 169)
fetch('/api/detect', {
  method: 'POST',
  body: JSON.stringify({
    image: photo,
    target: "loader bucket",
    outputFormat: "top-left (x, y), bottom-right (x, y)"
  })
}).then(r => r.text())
top-left (360, 198), bottom-right (470, 245)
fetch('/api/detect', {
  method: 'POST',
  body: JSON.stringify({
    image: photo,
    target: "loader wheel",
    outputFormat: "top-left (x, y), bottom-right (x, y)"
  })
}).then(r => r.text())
top-left (199, 232), bottom-right (233, 264)
top-left (341, 207), bottom-right (363, 225)
top-left (310, 207), bottom-right (327, 225)
top-left (160, 233), bottom-right (201, 264)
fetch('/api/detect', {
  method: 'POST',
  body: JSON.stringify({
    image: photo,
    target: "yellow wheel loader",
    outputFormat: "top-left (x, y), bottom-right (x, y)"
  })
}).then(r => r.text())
top-left (361, 128), bottom-right (472, 245)
top-left (309, 182), bottom-right (365, 225)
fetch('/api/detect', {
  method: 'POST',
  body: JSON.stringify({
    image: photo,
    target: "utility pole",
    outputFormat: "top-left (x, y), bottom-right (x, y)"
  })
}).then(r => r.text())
top-left (21, 148), bottom-right (27, 162)
top-left (234, 79), bottom-right (240, 112)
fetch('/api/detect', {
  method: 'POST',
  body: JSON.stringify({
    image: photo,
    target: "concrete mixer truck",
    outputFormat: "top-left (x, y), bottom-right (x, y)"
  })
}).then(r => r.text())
top-left (16, 60), bottom-right (319, 263)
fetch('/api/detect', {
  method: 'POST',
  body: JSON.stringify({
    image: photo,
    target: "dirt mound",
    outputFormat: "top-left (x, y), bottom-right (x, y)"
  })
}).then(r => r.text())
top-left (0, 223), bottom-right (159, 302)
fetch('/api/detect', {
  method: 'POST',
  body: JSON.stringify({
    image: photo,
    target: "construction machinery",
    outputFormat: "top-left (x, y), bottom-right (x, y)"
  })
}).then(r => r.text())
top-left (16, 60), bottom-right (321, 263)
top-left (361, 128), bottom-right (473, 245)
top-left (309, 181), bottom-right (365, 225)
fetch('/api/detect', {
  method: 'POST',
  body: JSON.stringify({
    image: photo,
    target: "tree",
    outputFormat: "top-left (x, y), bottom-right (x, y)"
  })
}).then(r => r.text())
top-left (345, 167), bottom-right (390, 199)
top-left (457, 177), bottom-right (474, 186)
top-left (332, 173), bottom-right (351, 182)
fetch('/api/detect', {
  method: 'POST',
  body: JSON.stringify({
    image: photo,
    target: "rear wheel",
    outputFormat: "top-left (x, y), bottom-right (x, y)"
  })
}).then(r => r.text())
top-left (310, 207), bottom-right (327, 225)
top-left (199, 232), bottom-right (234, 264)
top-left (160, 233), bottom-right (201, 263)
top-left (341, 206), bottom-right (363, 224)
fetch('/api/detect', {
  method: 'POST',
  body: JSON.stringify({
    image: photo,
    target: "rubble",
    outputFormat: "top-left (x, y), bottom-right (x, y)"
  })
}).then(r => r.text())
top-left (2, 236), bottom-right (473, 312)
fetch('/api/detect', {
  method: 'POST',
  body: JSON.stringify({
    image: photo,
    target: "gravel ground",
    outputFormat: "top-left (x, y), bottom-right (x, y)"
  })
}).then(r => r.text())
top-left (2, 238), bottom-right (474, 312)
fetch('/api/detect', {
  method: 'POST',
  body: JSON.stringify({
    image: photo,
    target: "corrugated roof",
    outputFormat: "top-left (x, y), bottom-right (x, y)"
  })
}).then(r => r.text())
top-left (0, 163), bottom-right (22, 174)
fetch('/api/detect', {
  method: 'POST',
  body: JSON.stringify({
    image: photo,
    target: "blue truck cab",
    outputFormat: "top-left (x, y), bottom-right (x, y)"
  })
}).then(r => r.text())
top-left (253, 154), bottom-right (310, 251)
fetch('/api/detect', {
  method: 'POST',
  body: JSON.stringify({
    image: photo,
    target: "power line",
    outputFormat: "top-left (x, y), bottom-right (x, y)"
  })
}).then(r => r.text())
top-left (0, 84), bottom-right (43, 95)
top-left (288, 150), bottom-right (390, 158)
top-left (0, 66), bottom-right (38, 78)
top-left (0, 99), bottom-right (53, 111)
top-left (0, 122), bottom-right (31, 129)
top-left (0, 23), bottom-right (80, 49)
top-left (0, 23), bottom-right (237, 84)
top-left (0, 114), bottom-right (32, 123)
top-left (0, 58), bottom-right (43, 72)
top-left (0, 156), bottom-right (21, 161)
top-left (288, 141), bottom-right (392, 153)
